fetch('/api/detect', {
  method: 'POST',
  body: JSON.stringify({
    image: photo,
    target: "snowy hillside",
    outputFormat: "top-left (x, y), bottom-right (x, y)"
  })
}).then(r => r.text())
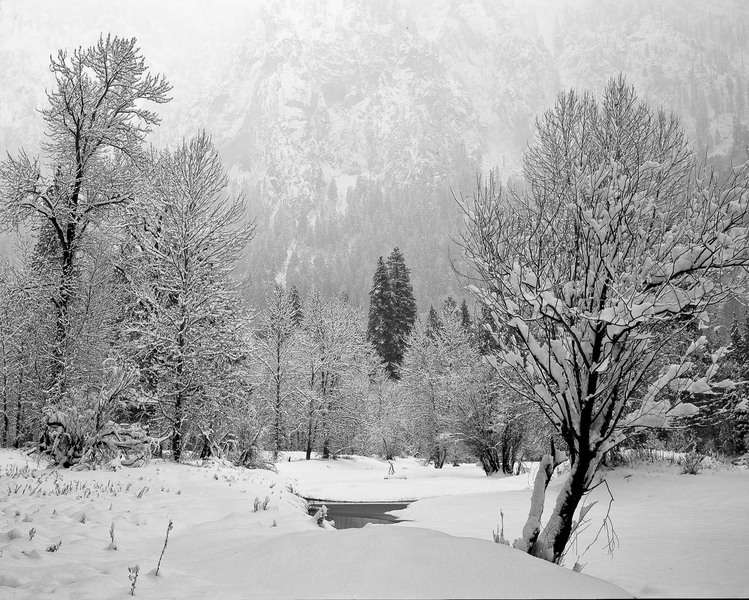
top-left (1, 0), bottom-right (748, 305)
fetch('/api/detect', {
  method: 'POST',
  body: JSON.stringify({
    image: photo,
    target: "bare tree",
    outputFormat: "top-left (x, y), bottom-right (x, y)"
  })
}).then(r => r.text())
top-left (125, 132), bottom-right (253, 461)
top-left (254, 284), bottom-right (301, 457)
top-left (0, 35), bottom-right (171, 402)
top-left (297, 293), bottom-right (369, 460)
top-left (460, 76), bottom-right (748, 563)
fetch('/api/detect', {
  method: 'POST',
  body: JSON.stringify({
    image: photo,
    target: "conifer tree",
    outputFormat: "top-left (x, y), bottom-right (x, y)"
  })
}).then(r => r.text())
top-left (288, 285), bottom-right (303, 327)
top-left (385, 247), bottom-right (417, 373)
top-left (367, 257), bottom-right (395, 373)
top-left (426, 305), bottom-right (442, 339)
top-left (460, 299), bottom-right (472, 329)
top-left (442, 296), bottom-right (457, 315)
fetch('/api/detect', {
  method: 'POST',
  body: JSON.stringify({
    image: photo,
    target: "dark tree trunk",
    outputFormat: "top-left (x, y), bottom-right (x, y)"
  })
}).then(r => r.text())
top-left (200, 435), bottom-right (212, 459)
top-left (537, 451), bottom-right (597, 563)
top-left (2, 371), bottom-right (8, 447)
top-left (50, 242), bottom-right (76, 403)
top-left (172, 401), bottom-right (182, 461)
top-left (382, 438), bottom-right (394, 461)
top-left (14, 367), bottom-right (23, 448)
top-left (479, 447), bottom-right (501, 475)
top-left (305, 418), bottom-right (313, 460)
top-left (274, 334), bottom-right (282, 457)
top-left (432, 447), bottom-right (447, 469)
top-left (172, 322), bottom-right (186, 462)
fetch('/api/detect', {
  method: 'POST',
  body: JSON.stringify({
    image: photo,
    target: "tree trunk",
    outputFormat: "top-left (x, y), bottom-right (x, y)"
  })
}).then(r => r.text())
top-left (479, 447), bottom-right (501, 475)
top-left (172, 322), bottom-right (186, 462)
top-left (513, 453), bottom-right (558, 557)
top-left (537, 452), bottom-right (598, 563)
top-left (432, 447), bottom-right (447, 468)
top-left (14, 367), bottom-right (22, 447)
top-left (382, 438), bottom-right (394, 461)
top-left (305, 417), bottom-right (313, 460)
top-left (172, 391), bottom-right (183, 461)
top-left (274, 337), bottom-right (282, 458)
top-left (2, 369), bottom-right (8, 447)
top-left (51, 246), bottom-right (75, 403)
top-left (200, 434), bottom-right (212, 459)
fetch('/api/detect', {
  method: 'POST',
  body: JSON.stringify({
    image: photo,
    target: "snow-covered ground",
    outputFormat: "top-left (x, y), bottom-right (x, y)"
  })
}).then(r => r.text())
top-left (278, 453), bottom-right (749, 598)
top-left (0, 450), bottom-right (626, 599)
top-left (276, 452), bottom-right (535, 501)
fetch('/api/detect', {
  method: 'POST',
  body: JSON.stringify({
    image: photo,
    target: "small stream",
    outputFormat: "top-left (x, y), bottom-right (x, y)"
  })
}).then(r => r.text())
top-left (306, 499), bottom-right (412, 529)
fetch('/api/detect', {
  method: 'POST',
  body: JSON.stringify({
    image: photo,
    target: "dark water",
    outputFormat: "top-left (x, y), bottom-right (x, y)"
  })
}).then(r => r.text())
top-left (306, 500), bottom-right (411, 529)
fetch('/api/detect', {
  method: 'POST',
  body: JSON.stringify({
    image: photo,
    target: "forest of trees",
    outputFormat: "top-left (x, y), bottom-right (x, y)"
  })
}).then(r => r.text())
top-left (0, 36), bottom-right (747, 569)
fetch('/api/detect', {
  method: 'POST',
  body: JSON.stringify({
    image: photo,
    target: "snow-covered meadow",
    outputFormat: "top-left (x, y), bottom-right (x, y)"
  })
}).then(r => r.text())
top-left (3, 449), bottom-right (747, 598)
top-left (0, 450), bottom-right (628, 599)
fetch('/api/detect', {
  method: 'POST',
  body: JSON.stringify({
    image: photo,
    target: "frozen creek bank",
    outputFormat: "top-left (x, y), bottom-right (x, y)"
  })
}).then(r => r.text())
top-left (0, 450), bottom-right (626, 599)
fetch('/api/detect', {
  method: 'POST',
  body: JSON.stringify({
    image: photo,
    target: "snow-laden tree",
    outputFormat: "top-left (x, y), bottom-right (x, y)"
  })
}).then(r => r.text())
top-left (460, 76), bottom-right (748, 563)
top-left (402, 304), bottom-right (532, 472)
top-left (678, 315), bottom-right (749, 455)
top-left (0, 263), bottom-right (29, 446)
top-left (124, 132), bottom-right (253, 461)
top-left (0, 35), bottom-right (171, 402)
top-left (297, 293), bottom-right (370, 459)
top-left (253, 284), bottom-right (303, 457)
top-left (402, 313), bottom-right (469, 467)
top-left (364, 363), bottom-right (407, 459)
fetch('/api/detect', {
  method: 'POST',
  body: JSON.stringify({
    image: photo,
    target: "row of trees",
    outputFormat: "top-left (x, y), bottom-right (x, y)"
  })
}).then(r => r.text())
top-left (0, 31), bottom-right (527, 471)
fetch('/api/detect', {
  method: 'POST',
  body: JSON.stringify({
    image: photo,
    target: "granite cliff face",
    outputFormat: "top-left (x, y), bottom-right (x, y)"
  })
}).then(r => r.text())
top-left (2, 0), bottom-right (747, 306)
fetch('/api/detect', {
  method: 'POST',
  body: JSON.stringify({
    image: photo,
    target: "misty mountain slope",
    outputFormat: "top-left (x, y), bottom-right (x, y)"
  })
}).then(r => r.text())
top-left (1, 0), bottom-right (747, 307)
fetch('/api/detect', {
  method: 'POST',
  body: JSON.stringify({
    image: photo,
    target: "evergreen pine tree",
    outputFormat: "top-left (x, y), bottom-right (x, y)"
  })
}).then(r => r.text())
top-left (460, 299), bottom-right (472, 329)
top-left (476, 305), bottom-right (500, 354)
top-left (367, 257), bottom-right (395, 374)
top-left (426, 305), bottom-right (442, 339)
top-left (367, 249), bottom-right (418, 378)
top-left (386, 247), bottom-right (417, 374)
top-left (442, 296), bottom-right (457, 316)
top-left (288, 285), bottom-right (303, 327)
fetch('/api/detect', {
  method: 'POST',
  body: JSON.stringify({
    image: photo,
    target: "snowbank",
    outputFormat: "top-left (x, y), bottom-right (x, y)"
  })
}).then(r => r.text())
top-left (204, 525), bottom-right (627, 599)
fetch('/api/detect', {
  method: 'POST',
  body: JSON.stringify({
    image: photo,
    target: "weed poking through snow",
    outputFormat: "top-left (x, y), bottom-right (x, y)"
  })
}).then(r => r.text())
top-left (108, 522), bottom-right (118, 550)
top-left (128, 565), bottom-right (139, 595)
top-left (492, 508), bottom-right (509, 545)
top-left (253, 495), bottom-right (271, 512)
top-left (154, 519), bottom-right (173, 576)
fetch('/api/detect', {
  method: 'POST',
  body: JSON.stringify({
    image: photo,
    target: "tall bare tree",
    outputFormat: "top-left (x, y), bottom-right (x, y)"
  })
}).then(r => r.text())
top-left (298, 293), bottom-right (369, 459)
top-left (125, 132), bottom-right (253, 461)
top-left (460, 76), bottom-right (748, 563)
top-left (0, 35), bottom-right (171, 402)
top-left (254, 284), bottom-right (301, 457)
